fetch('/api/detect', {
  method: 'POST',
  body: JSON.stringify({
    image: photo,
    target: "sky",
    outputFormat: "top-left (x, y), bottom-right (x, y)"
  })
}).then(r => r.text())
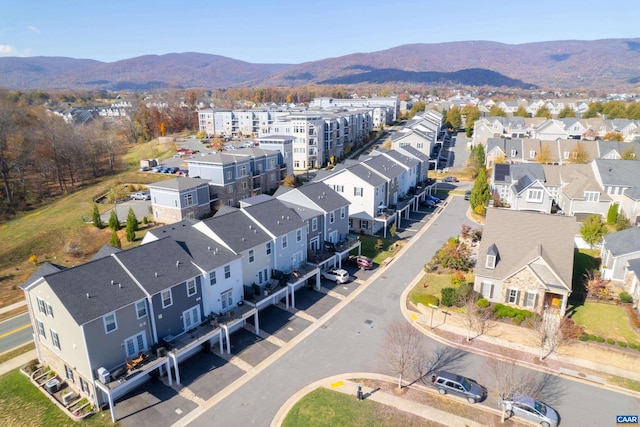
top-left (1, 0), bottom-right (638, 64)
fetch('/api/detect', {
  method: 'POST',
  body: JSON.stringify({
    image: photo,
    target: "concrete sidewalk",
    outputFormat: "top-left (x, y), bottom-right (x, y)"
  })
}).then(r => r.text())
top-left (0, 300), bottom-right (27, 315)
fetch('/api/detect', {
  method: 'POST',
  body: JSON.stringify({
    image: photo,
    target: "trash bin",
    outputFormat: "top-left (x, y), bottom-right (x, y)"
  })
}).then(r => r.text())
top-left (45, 378), bottom-right (60, 394)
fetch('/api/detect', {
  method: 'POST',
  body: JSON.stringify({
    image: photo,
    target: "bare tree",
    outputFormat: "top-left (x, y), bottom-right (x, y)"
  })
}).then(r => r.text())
top-left (484, 348), bottom-right (564, 423)
top-left (415, 345), bottom-right (468, 387)
top-left (380, 320), bottom-right (425, 389)
top-left (531, 309), bottom-right (562, 360)
top-left (461, 299), bottom-right (496, 341)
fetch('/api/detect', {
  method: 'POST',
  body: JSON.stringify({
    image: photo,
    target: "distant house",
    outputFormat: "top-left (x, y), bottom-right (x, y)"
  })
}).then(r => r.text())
top-left (600, 227), bottom-right (640, 282)
top-left (491, 163), bottom-right (553, 213)
top-left (474, 209), bottom-right (576, 315)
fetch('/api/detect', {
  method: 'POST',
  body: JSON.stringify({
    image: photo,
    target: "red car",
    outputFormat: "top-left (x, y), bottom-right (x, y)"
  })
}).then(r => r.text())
top-left (348, 255), bottom-right (373, 269)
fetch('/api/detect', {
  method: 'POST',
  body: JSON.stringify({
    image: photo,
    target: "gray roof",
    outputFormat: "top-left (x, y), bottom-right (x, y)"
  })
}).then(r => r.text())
top-left (279, 200), bottom-right (323, 221)
top-left (114, 237), bottom-right (201, 296)
top-left (382, 149), bottom-right (420, 168)
top-left (602, 227), bottom-right (640, 257)
top-left (241, 198), bottom-right (305, 237)
top-left (43, 256), bottom-right (146, 326)
top-left (91, 244), bottom-right (121, 261)
top-left (627, 258), bottom-right (640, 278)
top-left (513, 175), bottom-right (534, 194)
top-left (148, 177), bottom-right (210, 191)
top-left (475, 209), bottom-right (576, 290)
top-left (361, 155), bottom-right (405, 180)
top-left (201, 207), bottom-right (271, 253)
top-left (396, 145), bottom-right (430, 162)
top-left (345, 163), bottom-right (387, 186)
top-left (510, 163), bottom-right (545, 182)
top-left (21, 262), bottom-right (66, 290)
top-left (148, 220), bottom-right (239, 271)
top-left (286, 181), bottom-right (349, 213)
top-left (594, 159), bottom-right (640, 188)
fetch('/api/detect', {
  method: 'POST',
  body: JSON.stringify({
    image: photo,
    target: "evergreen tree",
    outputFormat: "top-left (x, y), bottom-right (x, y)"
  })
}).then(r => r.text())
top-left (110, 229), bottom-right (122, 249)
top-left (615, 211), bottom-right (632, 231)
top-left (92, 204), bottom-right (104, 229)
top-left (467, 144), bottom-right (486, 176)
top-left (108, 209), bottom-right (121, 231)
top-left (580, 214), bottom-right (606, 249)
top-left (125, 208), bottom-right (139, 242)
top-left (606, 203), bottom-right (619, 225)
top-left (469, 168), bottom-right (491, 216)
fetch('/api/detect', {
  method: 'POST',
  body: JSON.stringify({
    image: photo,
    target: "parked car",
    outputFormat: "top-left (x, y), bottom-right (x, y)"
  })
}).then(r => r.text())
top-left (419, 199), bottom-right (436, 208)
top-left (442, 176), bottom-right (458, 183)
top-left (500, 394), bottom-right (559, 427)
top-left (426, 194), bottom-right (440, 203)
top-left (347, 255), bottom-right (373, 269)
top-left (431, 371), bottom-right (486, 404)
top-left (130, 191), bottom-right (150, 201)
top-left (464, 190), bottom-right (471, 200)
top-left (322, 268), bottom-right (350, 284)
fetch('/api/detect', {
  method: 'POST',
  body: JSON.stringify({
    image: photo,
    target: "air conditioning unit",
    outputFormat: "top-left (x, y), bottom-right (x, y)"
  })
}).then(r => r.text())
top-left (97, 367), bottom-right (110, 384)
top-left (62, 391), bottom-right (76, 406)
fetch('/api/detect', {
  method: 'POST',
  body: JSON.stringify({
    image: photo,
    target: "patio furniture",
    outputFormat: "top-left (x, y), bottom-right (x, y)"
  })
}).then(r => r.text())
top-left (126, 351), bottom-right (148, 370)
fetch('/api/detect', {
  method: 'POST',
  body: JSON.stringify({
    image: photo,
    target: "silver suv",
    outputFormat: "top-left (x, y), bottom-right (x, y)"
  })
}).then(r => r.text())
top-left (431, 371), bottom-right (487, 404)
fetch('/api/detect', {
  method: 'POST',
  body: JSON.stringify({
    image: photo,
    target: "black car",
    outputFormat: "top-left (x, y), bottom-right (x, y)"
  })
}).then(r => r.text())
top-left (464, 190), bottom-right (471, 200)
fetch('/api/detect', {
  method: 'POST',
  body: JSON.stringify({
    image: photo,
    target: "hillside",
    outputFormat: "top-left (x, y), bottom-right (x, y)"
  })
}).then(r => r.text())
top-left (1, 39), bottom-right (639, 90)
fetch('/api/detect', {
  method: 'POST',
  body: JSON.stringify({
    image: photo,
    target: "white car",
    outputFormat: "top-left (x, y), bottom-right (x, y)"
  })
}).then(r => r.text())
top-left (322, 268), bottom-right (349, 283)
top-left (130, 191), bottom-right (150, 200)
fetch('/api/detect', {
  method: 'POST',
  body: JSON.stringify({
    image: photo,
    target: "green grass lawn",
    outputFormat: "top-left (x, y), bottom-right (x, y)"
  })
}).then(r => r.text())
top-left (407, 272), bottom-right (473, 307)
top-left (571, 302), bottom-right (640, 344)
top-left (354, 235), bottom-right (403, 265)
top-left (0, 369), bottom-right (118, 427)
top-left (282, 388), bottom-right (429, 427)
top-left (572, 248), bottom-right (600, 293)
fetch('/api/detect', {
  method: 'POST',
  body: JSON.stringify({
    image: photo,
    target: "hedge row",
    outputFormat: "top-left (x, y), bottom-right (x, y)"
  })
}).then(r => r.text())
top-left (580, 333), bottom-right (639, 349)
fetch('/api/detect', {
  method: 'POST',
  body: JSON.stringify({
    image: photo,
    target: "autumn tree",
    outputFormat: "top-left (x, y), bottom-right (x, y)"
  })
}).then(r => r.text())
top-left (580, 214), bottom-right (606, 249)
top-left (581, 101), bottom-right (603, 119)
top-left (569, 142), bottom-right (590, 163)
top-left (535, 106), bottom-right (552, 118)
top-left (489, 105), bottom-right (507, 117)
top-left (556, 106), bottom-right (576, 118)
top-left (603, 131), bottom-right (623, 141)
top-left (534, 145), bottom-right (552, 164)
top-left (621, 148), bottom-right (637, 160)
top-left (282, 175), bottom-right (298, 188)
top-left (407, 102), bottom-right (425, 119)
top-left (380, 320), bottom-right (425, 389)
top-left (513, 106), bottom-right (529, 118)
top-left (445, 106), bottom-right (462, 130)
top-left (461, 105), bottom-right (481, 137)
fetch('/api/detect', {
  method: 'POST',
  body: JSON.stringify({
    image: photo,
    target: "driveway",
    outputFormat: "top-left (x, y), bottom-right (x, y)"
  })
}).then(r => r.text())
top-left (100, 199), bottom-right (151, 223)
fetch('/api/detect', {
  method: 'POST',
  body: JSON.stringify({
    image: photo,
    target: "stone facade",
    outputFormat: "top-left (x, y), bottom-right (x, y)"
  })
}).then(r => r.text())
top-left (153, 204), bottom-right (211, 224)
top-left (501, 267), bottom-right (543, 312)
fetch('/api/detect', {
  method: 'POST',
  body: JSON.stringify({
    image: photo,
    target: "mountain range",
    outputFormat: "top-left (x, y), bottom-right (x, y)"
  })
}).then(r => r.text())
top-left (1, 38), bottom-right (639, 91)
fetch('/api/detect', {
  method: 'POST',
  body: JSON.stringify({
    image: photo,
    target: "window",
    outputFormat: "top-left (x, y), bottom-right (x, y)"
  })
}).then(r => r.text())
top-left (37, 297), bottom-right (46, 314)
top-left (226, 171), bottom-right (232, 180)
top-left (584, 191), bottom-right (600, 202)
top-left (481, 282), bottom-right (494, 299)
top-left (507, 289), bottom-right (519, 304)
top-left (124, 332), bottom-right (146, 358)
top-left (282, 235), bottom-right (288, 248)
top-left (312, 218), bottom-right (318, 231)
top-left (182, 306), bottom-right (201, 331)
top-left (361, 220), bottom-right (369, 229)
top-left (45, 302), bottom-right (54, 318)
top-left (530, 150), bottom-right (536, 158)
top-left (104, 312), bottom-right (117, 334)
top-left (136, 301), bottom-right (147, 319)
top-left (354, 187), bottom-right (363, 197)
top-left (221, 289), bottom-right (233, 310)
top-left (242, 182), bottom-right (248, 190)
top-left (187, 279), bottom-right (197, 297)
top-left (249, 249), bottom-right (255, 263)
top-left (486, 255), bottom-right (496, 269)
top-left (80, 378), bottom-right (90, 394)
top-left (525, 291), bottom-right (537, 308)
top-left (341, 207), bottom-right (346, 219)
top-left (266, 242), bottom-right (272, 255)
top-left (36, 319), bottom-right (46, 338)
top-left (227, 186), bottom-right (233, 193)
top-left (296, 229), bottom-right (302, 242)
top-left (51, 329), bottom-right (60, 350)
top-left (334, 185), bottom-right (344, 193)
top-left (417, 142), bottom-right (424, 149)
top-left (210, 271), bottom-right (217, 286)
top-left (511, 149), bottom-right (517, 157)
top-left (161, 290), bottom-right (173, 308)
top-left (329, 211), bottom-right (335, 224)
top-left (65, 365), bottom-right (74, 383)
top-left (224, 265), bottom-right (231, 279)
top-left (526, 189), bottom-right (543, 202)
top-left (240, 166), bottom-right (247, 176)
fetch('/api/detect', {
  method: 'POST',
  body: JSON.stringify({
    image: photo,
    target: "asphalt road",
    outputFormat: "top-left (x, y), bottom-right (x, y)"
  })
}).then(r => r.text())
top-left (0, 313), bottom-right (32, 353)
top-left (187, 196), bottom-right (640, 427)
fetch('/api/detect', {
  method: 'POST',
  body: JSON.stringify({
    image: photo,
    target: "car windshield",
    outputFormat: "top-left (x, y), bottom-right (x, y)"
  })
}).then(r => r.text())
top-left (534, 400), bottom-right (547, 415)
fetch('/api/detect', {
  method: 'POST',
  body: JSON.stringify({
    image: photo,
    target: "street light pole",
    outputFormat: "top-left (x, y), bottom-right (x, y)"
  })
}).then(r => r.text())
top-left (428, 303), bottom-right (439, 329)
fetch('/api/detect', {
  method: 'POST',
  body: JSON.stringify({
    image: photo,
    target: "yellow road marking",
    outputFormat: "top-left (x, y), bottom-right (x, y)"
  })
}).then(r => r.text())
top-left (0, 323), bottom-right (31, 339)
top-left (330, 380), bottom-right (344, 388)
top-left (410, 313), bottom-right (418, 321)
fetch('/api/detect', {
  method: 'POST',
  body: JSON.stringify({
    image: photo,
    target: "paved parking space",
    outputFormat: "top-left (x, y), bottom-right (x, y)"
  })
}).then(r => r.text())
top-left (176, 351), bottom-right (245, 401)
top-left (247, 305), bottom-right (312, 343)
top-left (320, 277), bottom-right (360, 298)
top-left (293, 288), bottom-right (341, 319)
top-left (117, 379), bottom-right (197, 427)
top-left (229, 329), bottom-right (280, 367)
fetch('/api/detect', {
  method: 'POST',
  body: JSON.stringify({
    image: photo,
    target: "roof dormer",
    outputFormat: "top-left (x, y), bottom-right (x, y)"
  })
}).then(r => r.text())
top-left (486, 243), bottom-right (499, 269)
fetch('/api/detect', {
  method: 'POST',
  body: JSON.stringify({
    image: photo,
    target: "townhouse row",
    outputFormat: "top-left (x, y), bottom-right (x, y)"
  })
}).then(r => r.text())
top-left (22, 183), bottom-right (361, 422)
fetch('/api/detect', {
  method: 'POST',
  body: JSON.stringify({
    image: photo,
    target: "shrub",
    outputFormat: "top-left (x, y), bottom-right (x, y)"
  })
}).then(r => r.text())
top-left (619, 291), bottom-right (633, 304)
top-left (630, 343), bottom-right (638, 349)
top-left (560, 318), bottom-right (584, 340)
top-left (588, 334), bottom-right (597, 341)
top-left (618, 341), bottom-right (628, 348)
top-left (455, 283), bottom-right (480, 306)
top-left (596, 336), bottom-right (605, 343)
top-left (476, 298), bottom-right (490, 308)
top-left (607, 338), bottom-right (615, 345)
top-left (514, 314), bottom-right (525, 325)
top-left (626, 305), bottom-right (640, 328)
top-left (492, 303), bottom-right (534, 322)
top-left (450, 271), bottom-right (466, 287)
top-left (579, 333), bottom-right (589, 341)
top-left (441, 287), bottom-right (458, 307)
